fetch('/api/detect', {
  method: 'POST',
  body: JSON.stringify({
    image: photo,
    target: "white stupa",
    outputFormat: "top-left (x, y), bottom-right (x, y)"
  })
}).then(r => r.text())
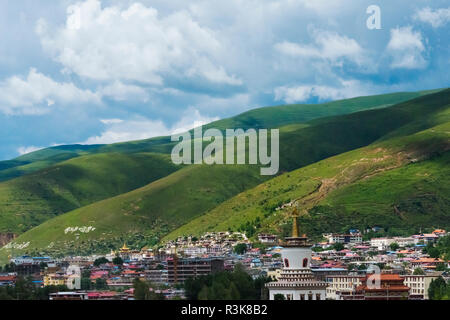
top-left (266, 210), bottom-right (327, 300)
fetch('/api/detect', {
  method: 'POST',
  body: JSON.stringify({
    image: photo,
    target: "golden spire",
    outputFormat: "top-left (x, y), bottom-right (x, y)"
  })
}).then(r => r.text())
top-left (291, 207), bottom-right (299, 238)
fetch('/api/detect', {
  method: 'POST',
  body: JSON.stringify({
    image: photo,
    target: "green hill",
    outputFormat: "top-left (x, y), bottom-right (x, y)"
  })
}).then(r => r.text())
top-left (0, 153), bottom-right (179, 234)
top-left (0, 90), bottom-right (443, 238)
top-left (1, 89), bottom-right (446, 236)
top-left (0, 90), bottom-right (438, 182)
top-left (1, 89), bottom-right (448, 260)
top-left (164, 122), bottom-right (450, 241)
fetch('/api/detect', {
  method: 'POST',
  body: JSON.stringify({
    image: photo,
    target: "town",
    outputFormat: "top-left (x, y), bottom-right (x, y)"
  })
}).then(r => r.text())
top-left (0, 225), bottom-right (449, 301)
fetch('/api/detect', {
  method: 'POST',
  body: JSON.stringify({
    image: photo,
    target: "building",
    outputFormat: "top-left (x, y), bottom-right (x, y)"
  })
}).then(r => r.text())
top-left (119, 243), bottom-right (131, 260)
top-left (392, 237), bottom-right (416, 247)
top-left (145, 269), bottom-right (168, 285)
top-left (325, 275), bottom-right (365, 300)
top-left (401, 273), bottom-right (442, 299)
top-left (167, 257), bottom-right (224, 283)
top-left (370, 238), bottom-right (395, 250)
top-left (9, 256), bottom-right (47, 276)
top-left (324, 233), bottom-right (362, 244)
top-left (411, 258), bottom-right (445, 269)
top-left (266, 213), bottom-right (328, 300)
top-left (258, 234), bottom-right (278, 244)
top-left (352, 274), bottom-right (410, 300)
top-left (44, 273), bottom-right (66, 287)
top-left (311, 268), bottom-right (348, 281)
top-left (0, 274), bottom-right (16, 287)
top-left (49, 292), bottom-right (88, 300)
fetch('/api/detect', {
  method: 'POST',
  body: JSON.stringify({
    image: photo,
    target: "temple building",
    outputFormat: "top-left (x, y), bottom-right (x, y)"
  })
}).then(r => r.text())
top-left (266, 212), bottom-right (327, 300)
top-left (119, 243), bottom-right (131, 260)
top-left (350, 274), bottom-right (410, 300)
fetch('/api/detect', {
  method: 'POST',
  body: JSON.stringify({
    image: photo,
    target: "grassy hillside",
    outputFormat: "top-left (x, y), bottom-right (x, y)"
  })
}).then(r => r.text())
top-left (0, 165), bottom-right (266, 258)
top-left (165, 122), bottom-right (450, 241)
top-left (1, 90), bottom-right (449, 260)
top-left (204, 89), bottom-right (441, 131)
top-left (0, 153), bottom-right (179, 234)
top-left (0, 90), bottom-right (438, 182)
top-left (2, 90), bottom-right (447, 236)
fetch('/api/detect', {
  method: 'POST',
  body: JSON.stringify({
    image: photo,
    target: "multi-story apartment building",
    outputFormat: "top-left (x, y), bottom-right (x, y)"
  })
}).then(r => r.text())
top-left (325, 275), bottom-right (365, 300)
top-left (401, 273), bottom-right (442, 300)
top-left (167, 257), bottom-right (224, 283)
top-left (324, 233), bottom-right (363, 244)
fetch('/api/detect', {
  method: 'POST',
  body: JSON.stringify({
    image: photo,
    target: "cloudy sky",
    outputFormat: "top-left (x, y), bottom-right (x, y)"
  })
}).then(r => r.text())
top-left (1, 0), bottom-right (449, 160)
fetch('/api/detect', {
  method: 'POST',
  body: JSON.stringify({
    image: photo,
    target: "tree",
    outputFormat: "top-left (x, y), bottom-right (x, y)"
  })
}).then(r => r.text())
top-left (233, 243), bottom-right (248, 255)
top-left (184, 263), bottom-right (269, 300)
top-left (428, 277), bottom-right (449, 300)
top-left (274, 294), bottom-right (285, 300)
top-left (333, 243), bottom-right (345, 252)
top-left (390, 242), bottom-right (400, 251)
top-left (95, 278), bottom-right (108, 290)
top-left (93, 257), bottom-right (109, 267)
top-left (436, 263), bottom-right (448, 272)
top-left (134, 278), bottom-right (150, 300)
top-left (133, 278), bottom-right (164, 300)
top-left (113, 256), bottom-right (124, 266)
top-left (81, 277), bottom-right (92, 290)
top-left (413, 268), bottom-right (425, 275)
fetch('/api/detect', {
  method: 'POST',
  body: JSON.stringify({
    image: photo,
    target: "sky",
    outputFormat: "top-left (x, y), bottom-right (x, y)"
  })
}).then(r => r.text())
top-left (0, 0), bottom-right (449, 160)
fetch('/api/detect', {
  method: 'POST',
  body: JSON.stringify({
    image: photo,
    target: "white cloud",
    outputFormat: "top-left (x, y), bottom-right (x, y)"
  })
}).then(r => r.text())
top-left (274, 80), bottom-right (370, 104)
top-left (17, 146), bottom-right (44, 156)
top-left (83, 108), bottom-right (218, 144)
top-left (99, 81), bottom-right (150, 102)
top-left (387, 26), bottom-right (427, 69)
top-left (0, 68), bottom-right (101, 115)
top-left (275, 29), bottom-right (365, 65)
top-left (37, 0), bottom-right (242, 88)
top-left (100, 119), bottom-right (123, 125)
top-left (171, 107), bottom-right (219, 134)
top-left (414, 7), bottom-right (450, 28)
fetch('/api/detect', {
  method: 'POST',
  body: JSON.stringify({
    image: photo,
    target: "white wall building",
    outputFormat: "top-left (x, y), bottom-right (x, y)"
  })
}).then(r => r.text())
top-left (325, 275), bottom-right (365, 300)
top-left (324, 233), bottom-right (362, 244)
top-left (370, 238), bottom-right (395, 250)
top-left (266, 217), bottom-right (327, 300)
top-left (401, 273), bottom-right (442, 300)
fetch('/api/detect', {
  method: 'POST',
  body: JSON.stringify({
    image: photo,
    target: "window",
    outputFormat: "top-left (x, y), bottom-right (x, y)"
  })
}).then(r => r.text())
top-left (300, 294), bottom-right (305, 300)
top-left (302, 258), bottom-right (308, 268)
top-left (308, 293), bottom-right (313, 300)
top-left (284, 258), bottom-right (290, 268)
top-left (316, 294), bottom-right (321, 300)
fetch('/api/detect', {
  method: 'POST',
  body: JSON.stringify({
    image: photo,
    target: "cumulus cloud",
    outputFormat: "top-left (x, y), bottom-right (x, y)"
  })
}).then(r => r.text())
top-left (36, 0), bottom-right (242, 89)
top-left (0, 68), bottom-right (101, 115)
top-left (99, 81), bottom-right (150, 102)
top-left (83, 108), bottom-right (219, 144)
top-left (274, 80), bottom-right (370, 104)
top-left (275, 29), bottom-right (365, 66)
top-left (387, 26), bottom-right (427, 69)
top-left (414, 7), bottom-right (450, 28)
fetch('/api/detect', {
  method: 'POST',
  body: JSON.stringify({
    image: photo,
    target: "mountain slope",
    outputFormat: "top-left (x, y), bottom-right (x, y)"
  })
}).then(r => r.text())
top-left (165, 122), bottom-right (450, 241)
top-left (1, 89), bottom-right (449, 259)
top-left (0, 153), bottom-right (179, 234)
top-left (1, 89), bottom-right (448, 236)
top-left (0, 90), bottom-right (438, 182)
top-left (1, 165), bottom-right (266, 258)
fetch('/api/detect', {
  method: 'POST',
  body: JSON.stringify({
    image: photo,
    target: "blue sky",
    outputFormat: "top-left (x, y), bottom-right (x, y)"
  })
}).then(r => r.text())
top-left (0, 0), bottom-right (449, 160)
